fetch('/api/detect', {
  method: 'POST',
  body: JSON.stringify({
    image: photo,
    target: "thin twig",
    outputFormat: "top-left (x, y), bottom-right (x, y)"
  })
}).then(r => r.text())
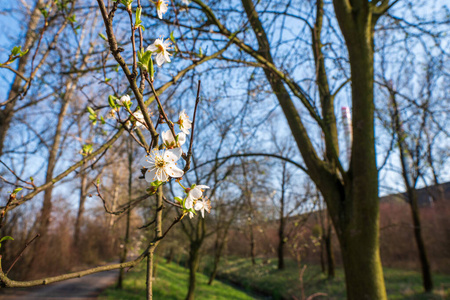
top-left (6, 234), bottom-right (40, 275)
top-left (145, 76), bottom-right (178, 144)
top-left (183, 80), bottom-right (201, 172)
top-left (138, 219), bottom-right (156, 229)
top-left (94, 182), bottom-right (150, 215)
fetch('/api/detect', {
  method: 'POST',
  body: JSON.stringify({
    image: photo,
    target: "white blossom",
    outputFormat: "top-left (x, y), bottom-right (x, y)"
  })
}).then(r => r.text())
top-left (162, 130), bottom-right (186, 148)
top-left (140, 148), bottom-right (184, 182)
top-left (185, 184), bottom-right (209, 210)
top-left (133, 111), bottom-right (146, 128)
top-left (156, 0), bottom-right (169, 19)
top-left (188, 211), bottom-right (194, 219)
top-left (194, 198), bottom-right (211, 218)
top-left (107, 109), bottom-right (117, 120)
top-left (146, 37), bottom-right (172, 67)
top-left (117, 94), bottom-right (132, 106)
top-left (178, 109), bottom-right (192, 134)
top-left (181, 0), bottom-right (189, 5)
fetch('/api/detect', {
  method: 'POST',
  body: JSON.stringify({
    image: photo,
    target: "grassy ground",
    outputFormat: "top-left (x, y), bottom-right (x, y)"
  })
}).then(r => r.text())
top-left (100, 256), bottom-right (450, 300)
top-left (206, 257), bottom-right (450, 300)
top-left (99, 260), bottom-right (256, 300)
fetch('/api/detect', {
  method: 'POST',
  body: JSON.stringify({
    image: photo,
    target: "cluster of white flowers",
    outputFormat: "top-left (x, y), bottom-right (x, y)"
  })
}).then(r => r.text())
top-left (139, 109), bottom-right (210, 218)
top-left (104, 0), bottom-right (210, 219)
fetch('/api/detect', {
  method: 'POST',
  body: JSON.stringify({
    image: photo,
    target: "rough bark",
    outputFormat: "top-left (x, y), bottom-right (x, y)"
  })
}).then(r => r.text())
top-left (238, 0), bottom-right (388, 298)
top-left (332, 3), bottom-right (386, 298)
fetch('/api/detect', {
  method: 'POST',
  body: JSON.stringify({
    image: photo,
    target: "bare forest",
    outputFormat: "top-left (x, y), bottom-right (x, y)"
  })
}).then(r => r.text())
top-left (0, 0), bottom-right (449, 299)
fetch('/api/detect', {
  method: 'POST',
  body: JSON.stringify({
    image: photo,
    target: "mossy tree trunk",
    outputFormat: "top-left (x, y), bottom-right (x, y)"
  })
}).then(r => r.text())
top-left (238, 0), bottom-right (390, 298)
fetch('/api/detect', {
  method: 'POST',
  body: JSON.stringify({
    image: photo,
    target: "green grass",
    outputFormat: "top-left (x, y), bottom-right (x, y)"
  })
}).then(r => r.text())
top-left (100, 257), bottom-right (450, 300)
top-left (99, 260), bottom-right (255, 300)
top-left (208, 257), bottom-right (450, 300)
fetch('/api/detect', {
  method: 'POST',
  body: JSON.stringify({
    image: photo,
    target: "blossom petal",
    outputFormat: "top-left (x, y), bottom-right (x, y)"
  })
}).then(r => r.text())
top-left (157, 169), bottom-right (169, 181)
top-left (165, 148), bottom-right (182, 162)
top-left (194, 201), bottom-right (202, 211)
top-left (145, 168), bottom-right (158, 183)
top-left (190, 188), bottom-right (203, 199)
top-left (196, 185), bottom-right (210, 190)
top-left (156, 53), bottom-right (165, 66)
top-left (147, 44), bottom-right (158, 52)
top-left (140, 155), bottom-right (154, 168)
top-left (185, 195), bottom-right (194, 209)
top-left (162, 130), bottom-right (173, 144)
top-left (164, 51), bottom-right (171, 63)
top-left (165, 164), bottom-right (183, 178)
top-left (177, 132), bottom-right (186, 145)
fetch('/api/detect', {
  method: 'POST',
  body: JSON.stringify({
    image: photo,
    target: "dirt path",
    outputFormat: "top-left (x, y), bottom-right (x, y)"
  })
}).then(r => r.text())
top-left (0, 269), bottom-right (118, 300)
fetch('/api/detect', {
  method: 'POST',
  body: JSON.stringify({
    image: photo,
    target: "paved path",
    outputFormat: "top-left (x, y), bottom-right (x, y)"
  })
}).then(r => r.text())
top-left (0, 269), bottom-right (118, 300)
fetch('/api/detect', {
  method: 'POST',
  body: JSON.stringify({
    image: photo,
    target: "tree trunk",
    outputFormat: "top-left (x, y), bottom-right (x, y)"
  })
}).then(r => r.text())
top-left (185, 242), bottom-right (201, 300)
top-left (332, 2), bottom-right (387, 299)
top-left (391, 86), bottom-right (434, 292)
top-left (73, 164), bottom-right (87, 247)
top-left (409, 189), bottom-right (433, 291)
top-left (320, 238), bottom-right (326, 274)
top-left (117, 142), bottom-right (133, 289)
top-left (208, 234), bottom-right (228, 285)
top-left (325, 221), bottom-right (335, 279)
top-left (278, 166), bottom-right (286, 270)
top-left (277, 203), bottom-right (285, 270)
top-left (0, 0), bottom-right (44, 157)
top-left (239, 0), bottom-right (387, 298)
top-left (249, 220), bottom-right (256, 265)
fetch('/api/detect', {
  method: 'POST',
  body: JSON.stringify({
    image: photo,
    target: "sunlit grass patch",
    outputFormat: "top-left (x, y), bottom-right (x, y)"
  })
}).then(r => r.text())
top-left (99, 259), bottom-right (255, 300)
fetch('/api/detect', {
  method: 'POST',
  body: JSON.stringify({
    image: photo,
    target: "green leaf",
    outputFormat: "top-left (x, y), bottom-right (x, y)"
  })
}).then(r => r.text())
top-left (100, 116), bottom-right (106, 125)
top-left (0, 236), bottom-right (14, 243)
top-left (99, 33), bottom-right (107, 41)
top-left (105, 77), bottom-right (111, 83)
top-left (151, 180), bottom-right (162, 187)
top-left (135, 7), bottom-right (142, 23)
top-left (149, 56), bottom-right (154, 80)
top-left (12, 188), bottom-right (22, 194)
top-left (67, 14), bottom-right (76, 23)
top-left (174, 197), bottom-right (183, 204)
top-left (170, 31), bottom-right (175, 44)
top-left (11, 46), bottom-right (20, 56)
top-left (40, 8), bottom-right (48, 18)
top-left (87, 107), bottom-right (96, 115)
top-left (108, 95), bottom-right (117, 109)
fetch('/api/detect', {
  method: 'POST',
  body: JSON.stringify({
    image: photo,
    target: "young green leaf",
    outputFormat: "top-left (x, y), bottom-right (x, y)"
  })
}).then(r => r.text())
top-left (87, 107), bottom-right (96, 115)
top-left (108, 95), bottom-right (117, 109)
